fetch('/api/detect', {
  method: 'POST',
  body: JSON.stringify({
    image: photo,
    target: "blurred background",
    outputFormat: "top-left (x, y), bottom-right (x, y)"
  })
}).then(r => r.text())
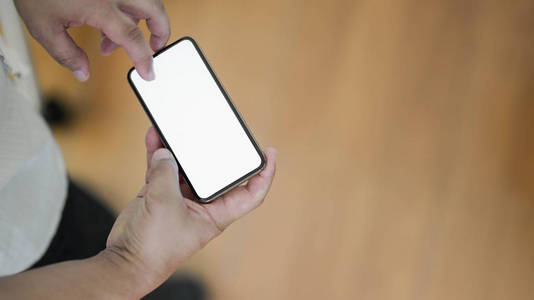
top-left (28, 0), bottom-right (534, 299)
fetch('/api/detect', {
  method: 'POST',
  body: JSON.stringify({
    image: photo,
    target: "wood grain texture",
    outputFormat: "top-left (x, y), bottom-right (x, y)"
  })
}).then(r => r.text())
top-left (29, 0), bottom-right (534, 299)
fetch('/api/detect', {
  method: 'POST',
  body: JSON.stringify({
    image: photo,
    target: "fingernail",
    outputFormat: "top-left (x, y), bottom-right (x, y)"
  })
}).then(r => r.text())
top-left (152, 149), bottom-right (178, 173)
top-left (152, 149), bottom-right (172, 161)
top-left (158, 39), bottom-right (166, 49)
top-left (73, 70), bottom-right (89, 82)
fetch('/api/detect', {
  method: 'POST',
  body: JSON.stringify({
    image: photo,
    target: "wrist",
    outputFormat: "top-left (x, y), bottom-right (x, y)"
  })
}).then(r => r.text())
top-left (91, 248), bottom-right (161, 299)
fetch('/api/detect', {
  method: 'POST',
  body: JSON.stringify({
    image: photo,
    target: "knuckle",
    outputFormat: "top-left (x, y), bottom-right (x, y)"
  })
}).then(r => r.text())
top-left (151, 0), bottom-right (165, 12)
top-left (27, 25), bottom-right (43, 40)
top-left (150, 162), bottom-right (175, 179)
top-left (54, 51), bottom-right (77, 68)
top-left (85, 2), bottom-right (114, 27)
top-left (253, 189), bottom-right (268, 207)
top-left (123, 23), bottom-right (144, 42)
top-left (144, 190), bottom-right (168, 213)
top-left (145, 189), bottom-right (165, 206)
top-left (144, 184), bottom-right (180, 210)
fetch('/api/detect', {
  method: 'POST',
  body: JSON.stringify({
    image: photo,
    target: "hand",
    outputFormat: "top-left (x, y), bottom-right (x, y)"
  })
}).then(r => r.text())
top-left (105, 127), bottom-right (277, 295)
top-left (14, 0), bottom-right (170, 81)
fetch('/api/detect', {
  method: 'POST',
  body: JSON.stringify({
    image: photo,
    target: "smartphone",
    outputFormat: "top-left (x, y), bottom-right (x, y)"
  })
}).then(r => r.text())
top-left (128, 37), bottom-right (265, 203)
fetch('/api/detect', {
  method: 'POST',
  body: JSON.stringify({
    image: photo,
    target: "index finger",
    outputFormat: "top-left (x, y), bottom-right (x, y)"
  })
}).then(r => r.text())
top-left (118, 0), bottom-right (170, 51)
top-left (98, 10), bottom-right (155, 80)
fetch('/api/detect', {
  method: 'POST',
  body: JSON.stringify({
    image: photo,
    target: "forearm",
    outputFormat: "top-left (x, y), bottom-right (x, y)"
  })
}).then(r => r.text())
top-left (0, 249), bottom-right (154, 299)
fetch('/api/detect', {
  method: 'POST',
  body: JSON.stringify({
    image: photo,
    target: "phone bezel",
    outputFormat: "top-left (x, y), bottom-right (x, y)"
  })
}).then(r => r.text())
top-left (127, 36), bottom-right (266, 203)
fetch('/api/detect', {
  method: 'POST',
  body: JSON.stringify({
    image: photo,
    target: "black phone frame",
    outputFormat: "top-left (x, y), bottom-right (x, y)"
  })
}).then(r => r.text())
top-left (127, 36), bottom-right (266, 203)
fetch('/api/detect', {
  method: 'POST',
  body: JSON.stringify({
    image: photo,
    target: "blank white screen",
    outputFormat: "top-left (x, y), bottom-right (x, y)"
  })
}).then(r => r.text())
top-left (130, 38), bottom-right (262, 199)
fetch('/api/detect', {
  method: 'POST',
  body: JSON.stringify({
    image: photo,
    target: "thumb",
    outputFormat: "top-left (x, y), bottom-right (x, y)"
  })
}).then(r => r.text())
top-left (34, 27), bottom-right (90, 82)
top-left (147, 149), bottom-right (182, 199)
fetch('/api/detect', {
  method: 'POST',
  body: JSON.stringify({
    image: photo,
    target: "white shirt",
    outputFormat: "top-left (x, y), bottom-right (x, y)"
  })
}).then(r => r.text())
top-left (0, 1), bottom-right (67, 275)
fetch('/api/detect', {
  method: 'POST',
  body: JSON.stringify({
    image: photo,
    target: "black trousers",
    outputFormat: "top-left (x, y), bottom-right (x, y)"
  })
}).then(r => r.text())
top-left (31, 181), bottom-right (115, 268)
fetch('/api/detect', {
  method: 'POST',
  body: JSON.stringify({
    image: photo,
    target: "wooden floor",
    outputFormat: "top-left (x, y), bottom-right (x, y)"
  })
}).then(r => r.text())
top-left (29, 0), bottom-right (534, 299)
